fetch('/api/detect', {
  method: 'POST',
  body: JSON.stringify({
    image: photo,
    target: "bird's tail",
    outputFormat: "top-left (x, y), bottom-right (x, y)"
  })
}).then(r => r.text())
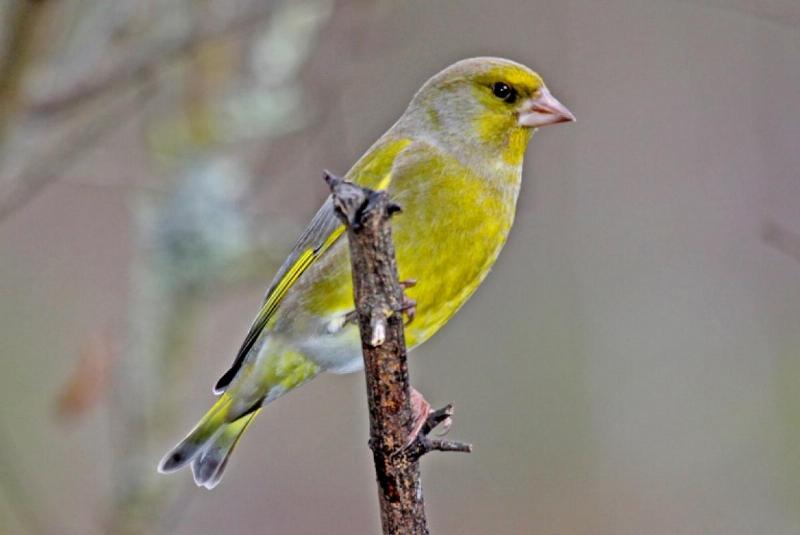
top-left (158, 394), bottom-right (260, 489)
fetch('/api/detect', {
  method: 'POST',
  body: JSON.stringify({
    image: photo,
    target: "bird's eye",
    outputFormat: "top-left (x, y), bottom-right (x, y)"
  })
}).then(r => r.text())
top-left (492, 82), bottom-right (517, 103)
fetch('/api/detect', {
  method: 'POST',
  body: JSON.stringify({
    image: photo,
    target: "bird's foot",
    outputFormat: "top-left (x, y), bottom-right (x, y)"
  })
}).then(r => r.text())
top-left (398, 279), bottom-right (417, 324)
top-left (341, 279), bottom-right (416, 328)
top-left (396, 387), bottom-right (471, 460)
top-left (408, 386), bottom-right (432, 442)
top-left (343, 309), bottom-right (358, 326)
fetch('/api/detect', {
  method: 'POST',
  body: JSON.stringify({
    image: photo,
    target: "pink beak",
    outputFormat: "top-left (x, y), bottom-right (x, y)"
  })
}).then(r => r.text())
top-left (518, 86), bottom-right (576, 128)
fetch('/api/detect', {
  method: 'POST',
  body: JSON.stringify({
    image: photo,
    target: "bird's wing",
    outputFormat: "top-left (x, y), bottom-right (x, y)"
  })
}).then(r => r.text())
top-left (213, 137), bottom-right (413, 393)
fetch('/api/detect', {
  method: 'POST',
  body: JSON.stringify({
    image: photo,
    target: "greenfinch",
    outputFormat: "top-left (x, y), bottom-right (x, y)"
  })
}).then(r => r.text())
top-left (159, 57), bottom-right (574, 488)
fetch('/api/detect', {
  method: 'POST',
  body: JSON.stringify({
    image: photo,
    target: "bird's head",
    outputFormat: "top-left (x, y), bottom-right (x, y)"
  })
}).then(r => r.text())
top-left (402, 57), bottom-right (575, 167)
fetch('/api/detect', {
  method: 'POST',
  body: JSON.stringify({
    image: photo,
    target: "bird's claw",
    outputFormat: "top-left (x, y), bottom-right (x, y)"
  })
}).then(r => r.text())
top-left (402, 389), bottom-right (452, 447)
top-left (343, 309), bottom-right (358, 326)
top-left (397, 279), bottom-right (417, 324)
top-left (435, 415), bottom-right (453, 437)
top-left (407, 386), bottom-right (432, 444)
top-left (399, 296), bottom-right (416, 324)
top-left (394, 395), bottom-right (471, 460)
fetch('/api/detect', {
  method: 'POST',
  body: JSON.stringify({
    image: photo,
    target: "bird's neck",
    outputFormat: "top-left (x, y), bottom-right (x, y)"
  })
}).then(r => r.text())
top-left (398, 103), bottom-right (532, 186)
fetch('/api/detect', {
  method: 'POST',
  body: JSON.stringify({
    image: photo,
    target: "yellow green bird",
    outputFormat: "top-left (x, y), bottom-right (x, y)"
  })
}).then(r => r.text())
top-left (158, 57), bottom-right (575, 488)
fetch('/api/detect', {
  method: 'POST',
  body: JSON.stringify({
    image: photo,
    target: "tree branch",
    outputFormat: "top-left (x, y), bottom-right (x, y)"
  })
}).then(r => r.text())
top-left (0, 82), bottom-right (152, 224)
top-left (0, 0), bottom-right (48, 150)
top-left (27, 2), bottom-right (276, 117)
top-left (325, 171), bottom-right (471, 534)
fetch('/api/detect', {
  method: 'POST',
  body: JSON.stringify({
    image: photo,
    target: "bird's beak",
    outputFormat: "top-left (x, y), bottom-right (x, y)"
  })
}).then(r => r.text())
top-left (518, 86), bottom-right (576, 128)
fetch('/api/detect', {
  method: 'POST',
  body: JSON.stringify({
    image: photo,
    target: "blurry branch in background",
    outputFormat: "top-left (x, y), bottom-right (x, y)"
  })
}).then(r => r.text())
top-left (107, 1), bottom-right (335, 529)
top-left (762, 221), bottom-right (800, 264)
top-left (0, 84), bottom-right (153, 223)
top-left (0, 0), bottom-right (311, 224)
top-left (0, 0), bottom-right (357, 533)
top-left (0, 0), bottom-right (48, 151)
top-left (27, 2), bottom-right (277, 117)
top-left (327, 173), bottom-right (471, 535)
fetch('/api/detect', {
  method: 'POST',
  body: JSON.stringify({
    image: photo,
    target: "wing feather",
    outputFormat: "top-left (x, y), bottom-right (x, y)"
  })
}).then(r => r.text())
top-left (213, 137), bottom-right (413, 393)
top-left (213, 198), bottom-right (343, 393)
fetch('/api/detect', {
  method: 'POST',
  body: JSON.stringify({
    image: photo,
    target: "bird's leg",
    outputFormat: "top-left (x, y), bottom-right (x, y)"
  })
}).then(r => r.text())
top-left (342, 279), bottom-right (415, 327)
top-left (395, 390), bottom-right (469, 459)
top-left (408, 386), bottom-right (432, 442)
top-left (406, 387), bottom-right (453, 442)
top-left (342, 280), bottom-right (415, 328)
top-left (398, 279), bottom-right (417, 324)
top-left (343, 309), bottom-right (358, 326)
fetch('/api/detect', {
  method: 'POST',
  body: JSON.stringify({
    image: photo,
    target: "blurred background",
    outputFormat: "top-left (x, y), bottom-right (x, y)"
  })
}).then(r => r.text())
top-left (1, 0), bottom-right (799, 533)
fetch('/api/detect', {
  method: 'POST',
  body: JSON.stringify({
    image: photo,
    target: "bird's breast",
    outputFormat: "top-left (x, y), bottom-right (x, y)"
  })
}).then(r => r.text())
top-left (391, 167), bottom-right (520, 347)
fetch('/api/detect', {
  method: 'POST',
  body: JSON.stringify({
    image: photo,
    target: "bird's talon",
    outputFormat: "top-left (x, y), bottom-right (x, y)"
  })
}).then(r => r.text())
top-left (435, 416), bottom-right (453, 437)
top-left (403, 387), bottom-right (433, 447)
top-left (397, 399), bottom-right (469, 458)
top-left (400, 300), bottom-right (416, 324)
top-left (387, 202), bottom-right (403, 216)
top-left (343, 310), bottom-right (358, 326)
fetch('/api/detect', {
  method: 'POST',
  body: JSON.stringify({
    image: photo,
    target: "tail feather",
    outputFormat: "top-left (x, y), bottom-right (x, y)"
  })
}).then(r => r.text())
top-left (159, 347), bottom-right (320, 488)
top-left (191, 410), bottom-right (259, 489)
top-left (158, 394), bottom-right (258, 489)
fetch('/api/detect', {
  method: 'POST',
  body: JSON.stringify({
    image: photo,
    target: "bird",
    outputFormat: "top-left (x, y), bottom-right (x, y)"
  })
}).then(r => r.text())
top-left (158, 57), bottom-right (575, 489)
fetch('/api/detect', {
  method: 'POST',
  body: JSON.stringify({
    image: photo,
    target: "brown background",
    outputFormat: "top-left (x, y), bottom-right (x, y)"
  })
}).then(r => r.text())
top-left (1, 1), bottom-right (799, 534)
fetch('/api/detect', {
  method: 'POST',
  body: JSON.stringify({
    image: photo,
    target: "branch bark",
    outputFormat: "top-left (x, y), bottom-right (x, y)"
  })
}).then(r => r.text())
top-left (325, 172), bottom-right (471, 535)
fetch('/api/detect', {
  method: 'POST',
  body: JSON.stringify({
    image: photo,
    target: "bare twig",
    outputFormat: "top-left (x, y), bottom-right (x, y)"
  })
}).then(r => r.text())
top-left (0, 0), bottom-right (48, 150)
top-left (403, 405), bottom-right (472, 461)
top-left (28, 3), bottom-right (276, 117)
top-left (0, 84), bottom-right (152, 223)
top-left (0, 2), bottom-right (277, 224)
top-left (325, 171), bottom-right (470, 535)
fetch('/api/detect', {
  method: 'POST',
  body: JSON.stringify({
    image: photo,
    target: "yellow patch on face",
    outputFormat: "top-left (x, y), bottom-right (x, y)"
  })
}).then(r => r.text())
top-left (504, 127), bottom-right (533, 165)
top-left (480, 65), bottom-right (544, 97)
top-left (473, 112), bottom-right (532, 166)
top-left (469, 65), bottom-right (541, 166)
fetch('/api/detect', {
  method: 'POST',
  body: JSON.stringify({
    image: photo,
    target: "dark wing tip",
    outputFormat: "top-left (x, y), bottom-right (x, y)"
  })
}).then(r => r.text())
top-left (213, 372), bottom-right (233, 394)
